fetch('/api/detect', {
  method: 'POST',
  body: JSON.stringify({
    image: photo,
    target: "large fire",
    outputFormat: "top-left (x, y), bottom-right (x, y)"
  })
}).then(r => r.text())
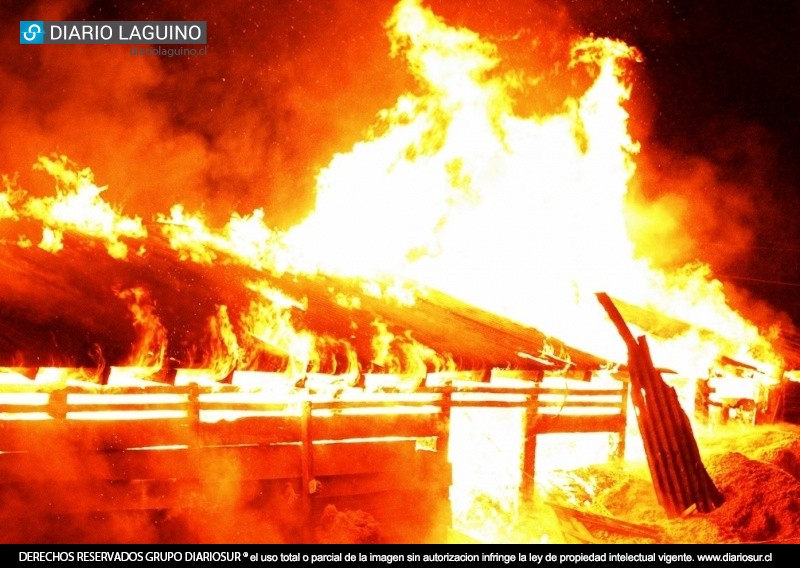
top-left (1, 0), bottom-right (782, 379)
top-left (0, 0), bottom-right (792, 544)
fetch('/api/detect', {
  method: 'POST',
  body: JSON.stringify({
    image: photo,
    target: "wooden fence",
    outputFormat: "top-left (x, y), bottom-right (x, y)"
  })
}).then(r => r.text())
top-left (0, 371), bottom-right (629, 543)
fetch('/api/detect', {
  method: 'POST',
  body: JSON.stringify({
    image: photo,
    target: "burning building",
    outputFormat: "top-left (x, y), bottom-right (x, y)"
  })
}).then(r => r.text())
top-left (2, 0), bottom-right (800, 544)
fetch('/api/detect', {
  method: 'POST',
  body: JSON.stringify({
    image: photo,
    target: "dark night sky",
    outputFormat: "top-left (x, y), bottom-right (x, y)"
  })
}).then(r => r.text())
top-left (3, 0), bottom-right (800, 331)
top-left (569, 0), bottom-right (800, 333)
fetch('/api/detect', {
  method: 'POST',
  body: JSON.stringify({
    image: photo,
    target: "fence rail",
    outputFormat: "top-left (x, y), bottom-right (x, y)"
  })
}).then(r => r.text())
top-left (0, 370), bottom-right (628, 543)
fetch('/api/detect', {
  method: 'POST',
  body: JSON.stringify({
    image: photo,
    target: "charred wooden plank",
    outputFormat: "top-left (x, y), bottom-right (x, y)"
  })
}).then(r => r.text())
top-left (547, 500), bottom-right (666, 542)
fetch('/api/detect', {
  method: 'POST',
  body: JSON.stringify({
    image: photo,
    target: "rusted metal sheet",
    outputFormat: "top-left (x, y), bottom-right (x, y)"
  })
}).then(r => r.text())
top-left (597, 292), bottom-right (724, 517)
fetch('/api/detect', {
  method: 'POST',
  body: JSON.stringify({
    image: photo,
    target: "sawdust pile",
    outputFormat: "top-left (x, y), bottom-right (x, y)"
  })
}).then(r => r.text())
top-left (544, 423), bottom-right (800, 544)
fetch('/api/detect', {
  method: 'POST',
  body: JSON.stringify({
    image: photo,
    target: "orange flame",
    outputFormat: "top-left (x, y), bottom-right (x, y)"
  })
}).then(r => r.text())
top-left (279, 0), bottom-right (781, 378)
top-left (240, 283), bottom-right (315, 379)
top-left (0, 0), bottom-right (783, 382)
top-left (0, 1), bottom-right (791, 543)
top-left (23, 155), bottom-right (146, 259)
top-left (115, 286), bottom-right (167, 371)
top-left (156, 204), bottom-right (282, 270)
top-left (184, 305), bottom-right (241, 382)
top-left (370, 318), bottom-right (454, 378)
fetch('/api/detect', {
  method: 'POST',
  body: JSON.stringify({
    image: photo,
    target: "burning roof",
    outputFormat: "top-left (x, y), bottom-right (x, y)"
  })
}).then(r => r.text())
top-left (0, 0), bottom-right (788, 384)
top-left (0, 216), bottom-right (606, 377)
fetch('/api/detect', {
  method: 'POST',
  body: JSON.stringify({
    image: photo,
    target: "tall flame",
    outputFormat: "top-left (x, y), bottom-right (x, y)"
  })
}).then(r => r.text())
top-left (240, 284), bottom-right (314, 379)
top-left (0, 0), bottom-right (783, 380)
top-left (280, 0), bottom-right (780, 376)
top-left (187, 305), bottom-right (241, 381)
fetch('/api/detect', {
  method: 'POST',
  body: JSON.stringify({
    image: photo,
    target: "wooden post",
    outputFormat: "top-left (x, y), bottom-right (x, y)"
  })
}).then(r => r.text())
top-left (187, 383), bottom-right (200, 447)
top-left (299, 398), bottom-right (314, 539)
top-left (438, 388), bottom-right (453, 531)
top-left (611, 381), bottom-right (629, 462)
top-left (520, 386), bottom-right (540, 504)
top-left (49, 388), bottom-right (68, 421)
top-left (608, 381), bottom-right (630, 461)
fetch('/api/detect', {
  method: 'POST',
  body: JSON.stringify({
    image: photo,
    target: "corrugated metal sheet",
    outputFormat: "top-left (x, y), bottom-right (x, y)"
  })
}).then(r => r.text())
top-left (597, 293), bottom-right (724, 518)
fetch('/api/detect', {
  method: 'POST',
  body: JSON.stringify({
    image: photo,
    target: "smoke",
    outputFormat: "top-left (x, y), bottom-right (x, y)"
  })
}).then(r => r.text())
top-left (559, 0), bottom-right (800, 341)
top-left (1, 0), bottom-right (418, 228)
top-left (2, 3), bottom-right (205, 217)
top-left (3, 1), bottom-right (797, 245)
top-left (626, 140), bottom-right (799, 351)
top-left (0, 439), bottom-right (298, 544)
top-left (0, 0), bottom-right (629, 225)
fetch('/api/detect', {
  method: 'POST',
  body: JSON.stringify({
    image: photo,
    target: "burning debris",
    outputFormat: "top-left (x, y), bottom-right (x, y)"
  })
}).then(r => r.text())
top-left (544, 424), bottom-right (800, 544)
top-left (316, 505), bottom-right (381, 544)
